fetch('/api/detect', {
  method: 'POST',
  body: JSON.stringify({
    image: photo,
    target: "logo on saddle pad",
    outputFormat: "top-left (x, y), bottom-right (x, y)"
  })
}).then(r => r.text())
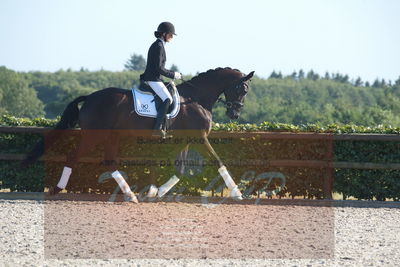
top-left (132, 87), bottom-right (180, 118)
top-left (140, 104), bottom-right (149, 112)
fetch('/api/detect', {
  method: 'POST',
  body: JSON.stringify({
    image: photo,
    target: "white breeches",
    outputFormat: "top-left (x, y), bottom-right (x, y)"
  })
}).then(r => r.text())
top-left (147, 81), bottom-right (173, 103)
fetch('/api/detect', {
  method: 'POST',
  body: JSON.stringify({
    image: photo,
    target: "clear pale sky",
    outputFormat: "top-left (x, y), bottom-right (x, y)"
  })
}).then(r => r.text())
top-left (1, 0), bottom-right (399, 83)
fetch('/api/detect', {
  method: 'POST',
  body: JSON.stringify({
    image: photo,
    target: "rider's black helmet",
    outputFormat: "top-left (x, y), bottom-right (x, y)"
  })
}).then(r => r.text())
top-left (156, 22), bottom-right (176, 35)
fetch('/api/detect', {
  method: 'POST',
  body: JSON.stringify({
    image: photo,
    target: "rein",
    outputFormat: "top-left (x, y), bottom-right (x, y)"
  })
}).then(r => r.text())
top-left (180, 78), bottom-right (244, 109)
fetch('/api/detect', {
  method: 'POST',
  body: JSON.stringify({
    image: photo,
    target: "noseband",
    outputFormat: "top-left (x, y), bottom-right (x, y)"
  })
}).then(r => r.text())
top-left (218, 81), bottom-right (248, 110)
top-left (217, 97), bottom-right (243, 109)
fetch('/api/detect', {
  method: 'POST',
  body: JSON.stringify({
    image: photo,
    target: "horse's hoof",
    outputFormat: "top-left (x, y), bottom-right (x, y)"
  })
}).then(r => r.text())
top-left (48, 186), bottom-right (62, 196)
top-left (232, 196), bottom-right (243, 201)
top-left (147, 185), bottom-right (158, 198)
top-left (124, 192), bottom-right (139, 203)
top-left (230, 186), bottom-right (243, 201)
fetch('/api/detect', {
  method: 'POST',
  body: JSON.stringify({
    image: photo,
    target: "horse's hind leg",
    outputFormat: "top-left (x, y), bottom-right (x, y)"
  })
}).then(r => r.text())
top-left (103, 131), bottom-right (120, 168)
top-left (104, 131), bottom-right (138, 203)
top-left (49, 131), bottom-right (103, 195)
top-left (110, 170), bottom-right (138, 203)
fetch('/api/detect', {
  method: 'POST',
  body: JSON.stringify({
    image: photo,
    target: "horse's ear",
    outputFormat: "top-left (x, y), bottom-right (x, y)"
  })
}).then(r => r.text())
top-left (243, 71), bottom-right (255, 81)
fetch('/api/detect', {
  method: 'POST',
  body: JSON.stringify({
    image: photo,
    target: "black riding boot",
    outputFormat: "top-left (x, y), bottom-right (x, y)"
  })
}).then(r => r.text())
top-left (153, 99), bottom-right (171, 138)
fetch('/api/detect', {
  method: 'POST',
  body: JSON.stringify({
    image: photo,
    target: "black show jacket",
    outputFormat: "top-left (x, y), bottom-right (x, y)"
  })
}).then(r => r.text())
top-left (140, 39), bottom-right (175, 81)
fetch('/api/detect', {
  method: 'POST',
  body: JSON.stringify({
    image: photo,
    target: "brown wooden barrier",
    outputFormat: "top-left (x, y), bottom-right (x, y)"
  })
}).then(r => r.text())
top-left (2, 126), bottom-right (400, 199)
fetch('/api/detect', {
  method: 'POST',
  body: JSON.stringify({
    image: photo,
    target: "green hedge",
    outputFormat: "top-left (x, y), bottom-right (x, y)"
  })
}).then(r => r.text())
top-left (1, 115), bottom-right (400, 201)
top-left (2, 115), bottom-right (400, 133)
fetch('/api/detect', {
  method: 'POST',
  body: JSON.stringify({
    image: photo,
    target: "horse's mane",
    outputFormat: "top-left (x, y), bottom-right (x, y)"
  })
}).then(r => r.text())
top-left (186, 67), bottom-right (242, 84)
top-left (177, 67), bottom-right (243, 99)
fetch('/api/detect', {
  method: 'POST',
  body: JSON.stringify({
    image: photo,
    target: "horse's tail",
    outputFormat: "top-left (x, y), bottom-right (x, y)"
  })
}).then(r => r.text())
top-left (54, 95), bottom-right (87, 130)
top-left (22, 95), bottom-right (87, 166)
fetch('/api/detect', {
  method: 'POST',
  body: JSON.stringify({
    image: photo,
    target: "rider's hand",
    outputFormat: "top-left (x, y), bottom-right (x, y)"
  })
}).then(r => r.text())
top-left (174, 72), bottom-right (182, 80)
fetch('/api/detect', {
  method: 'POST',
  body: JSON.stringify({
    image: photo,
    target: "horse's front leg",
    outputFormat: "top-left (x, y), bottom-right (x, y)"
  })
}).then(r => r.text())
top-left (200, 135), bottom-right (243, 200)
top-left (145, 145), bottom-right (189, 198)
top-left (146, 174), bottom-right (179, 198)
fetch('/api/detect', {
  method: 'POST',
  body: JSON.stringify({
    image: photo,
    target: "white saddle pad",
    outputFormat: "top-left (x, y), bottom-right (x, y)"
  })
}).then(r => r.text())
top-left (131, 86), bottom-right (180, 119)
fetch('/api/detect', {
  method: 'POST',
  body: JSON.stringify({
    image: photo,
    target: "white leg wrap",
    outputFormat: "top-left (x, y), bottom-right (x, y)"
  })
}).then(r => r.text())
top-left (158, 175), bottom-right (180, 197)
top-left (218, 166), bottom-right (242, 200)
top-left (57, 166), bottom-right (72, 189)
top-left (218, 165), bottom-right (236, 190)
top-left (112, 171), bottom-right (132, 194)
top-left (147, 184), bottom-right (158, 198)
top-left (112, 171), bottom-right (138, 203)
top-left (230, 186), bottom-right (243, 199)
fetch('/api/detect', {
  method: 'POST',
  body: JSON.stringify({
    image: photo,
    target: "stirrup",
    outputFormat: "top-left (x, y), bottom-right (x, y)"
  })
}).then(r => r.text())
top-left (152, 129), bottom-right (172, 139)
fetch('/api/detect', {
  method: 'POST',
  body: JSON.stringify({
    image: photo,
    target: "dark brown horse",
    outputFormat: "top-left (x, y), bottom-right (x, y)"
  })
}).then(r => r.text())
top-left (24, 67), bottom-right (254, 202)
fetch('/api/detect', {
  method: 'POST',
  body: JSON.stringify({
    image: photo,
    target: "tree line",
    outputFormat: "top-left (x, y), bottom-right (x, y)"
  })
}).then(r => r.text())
top-left (269, 69), bottom-right (397, 88)
top-left (1, 65), bottom-right (400, 127)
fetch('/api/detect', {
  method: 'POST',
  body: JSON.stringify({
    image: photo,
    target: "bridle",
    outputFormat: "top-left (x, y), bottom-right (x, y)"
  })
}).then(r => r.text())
top-left (217, 81), bottom-right (248, 111)
top-left (217, 97), bottom-right (243, 109)
top-left (181, 78), bottom-right (248, 111)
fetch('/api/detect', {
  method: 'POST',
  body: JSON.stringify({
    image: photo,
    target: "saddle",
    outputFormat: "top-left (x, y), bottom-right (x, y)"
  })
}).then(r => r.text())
top-left (139, 81), bottom-right (174, 112)
top-left (132, 81), bottom-right (180, 119)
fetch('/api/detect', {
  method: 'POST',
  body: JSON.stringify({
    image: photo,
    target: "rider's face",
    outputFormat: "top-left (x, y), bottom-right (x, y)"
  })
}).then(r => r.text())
top-left (164, 33), bottom-right (174, 42)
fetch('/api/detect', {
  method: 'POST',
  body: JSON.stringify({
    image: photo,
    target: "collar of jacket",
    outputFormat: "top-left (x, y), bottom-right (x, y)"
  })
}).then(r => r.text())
top-left (157, 38), bottom-right (166, 46)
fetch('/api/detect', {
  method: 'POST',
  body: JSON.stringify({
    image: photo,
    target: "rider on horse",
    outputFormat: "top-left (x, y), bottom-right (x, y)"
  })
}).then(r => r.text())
top-left (140, 22), bottom-right (182, 137)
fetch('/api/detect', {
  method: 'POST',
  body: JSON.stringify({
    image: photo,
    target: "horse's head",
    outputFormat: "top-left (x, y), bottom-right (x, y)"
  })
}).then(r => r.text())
top-left (220, 71), bottom-right (255, 119)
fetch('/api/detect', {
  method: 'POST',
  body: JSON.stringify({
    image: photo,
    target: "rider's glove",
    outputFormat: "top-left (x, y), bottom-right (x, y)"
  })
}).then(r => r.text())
top-left (174, 72), bottom-right (182, 80)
